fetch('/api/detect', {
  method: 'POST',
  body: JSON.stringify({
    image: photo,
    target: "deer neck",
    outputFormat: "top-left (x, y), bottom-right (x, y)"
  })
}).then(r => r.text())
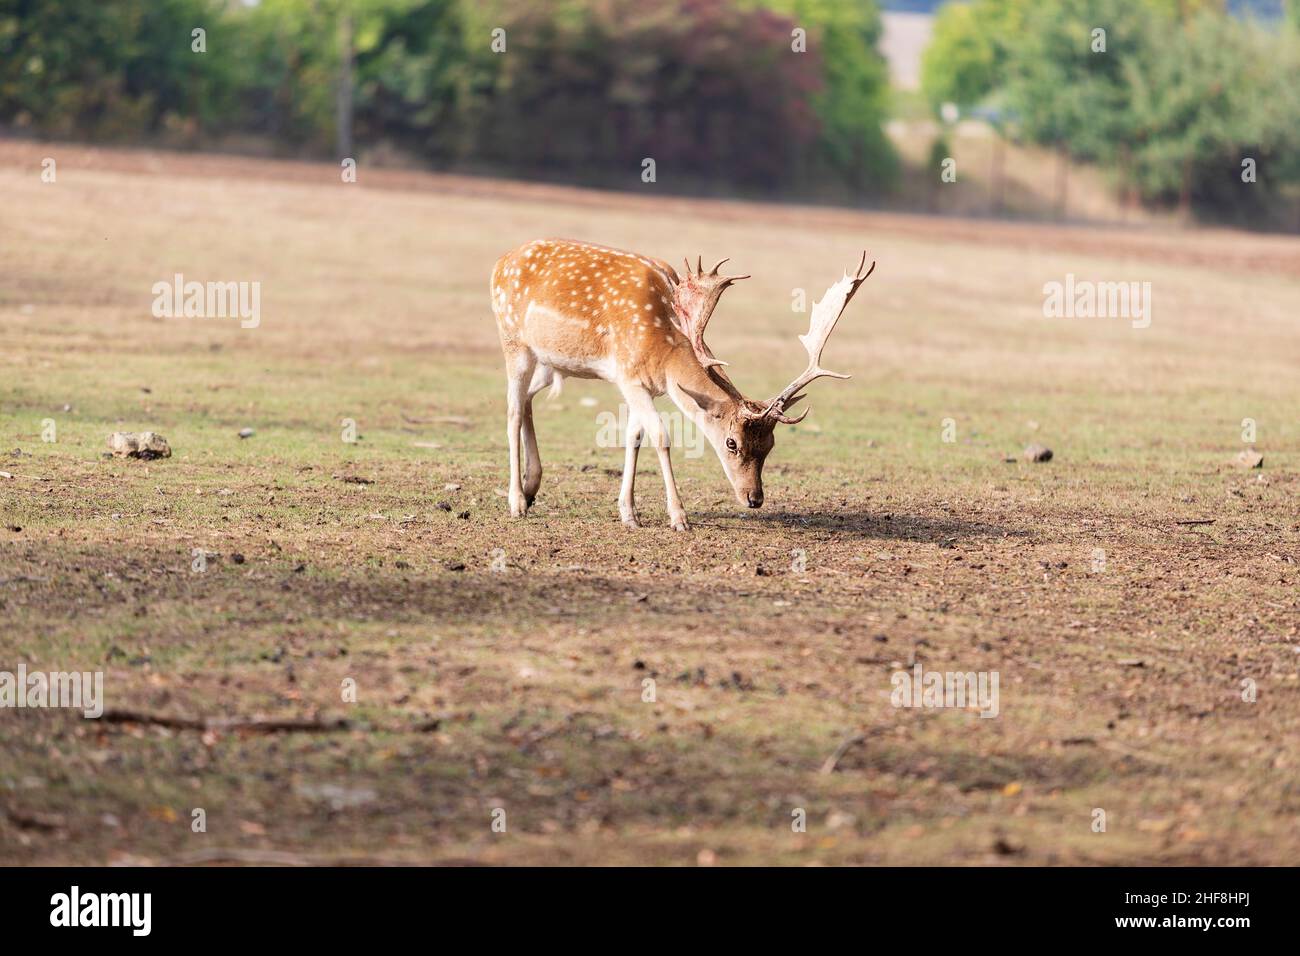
top-left (664, 351), bottom-right (741, 438)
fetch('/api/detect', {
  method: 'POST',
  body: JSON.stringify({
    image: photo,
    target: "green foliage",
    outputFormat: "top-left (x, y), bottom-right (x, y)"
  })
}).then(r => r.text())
top-left (1001, 0), bottom-right (1157, 160)
top-left (0, 0), bottom-right (897, 197)
top-left (0, 0), bottom-right (237, 139)
top-left (352, 0), bottom-right (472, 160)
top-left (920, 0), bottom-right (1300, 221)
top-left (460, 0), bottom-right (834, 191)
top-left (741, 0), bottom-right (897, 189)
top-left (919, 0), bottom-right (1032, 111)
top-left (1125, 9), bottom-right (1300, 215)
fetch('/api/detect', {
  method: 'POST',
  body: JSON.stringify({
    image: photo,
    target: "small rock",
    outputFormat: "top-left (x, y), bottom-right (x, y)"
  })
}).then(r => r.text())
top-left (107, 432), bottom-right (171, 460)
top-left (1233, 447), bottom-right (1264, 469)
top-left (1022, 443), bottom-right (1052, 463)
top-left (294, 782), bottom-right (376, 811)
top-left (443, 482), bottom-right (461, 492)
top-left (436, 502), bottom-right (452, 512)
top-left (456, 510), bottom-right (470, 520)
top-left (238, 428), bottom-right (255, 439)
top-left (444, 560), bottom-right (466, 572)
top-left (826, 810), bottom-right (856, 832)
top-left (992, 835), bottom-right (1025, 856)
top-left (231, 553), bottom-right (246, 564)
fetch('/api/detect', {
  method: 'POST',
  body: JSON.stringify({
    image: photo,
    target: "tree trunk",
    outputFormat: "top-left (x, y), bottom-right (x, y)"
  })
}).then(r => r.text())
top-left (1118, 144), bottom-right (1131, 224)
top-left (336, 12), bottom-right (354, 160)
top-left (1178, 156), bottom-right (1193, 221)
top-left (989, 135), bottom-right (1004, 216)
top-left (1054, 145), bottom-right (1069, 221)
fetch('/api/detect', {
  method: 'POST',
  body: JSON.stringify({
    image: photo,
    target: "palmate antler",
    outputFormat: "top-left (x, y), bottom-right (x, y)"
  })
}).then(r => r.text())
top-left (671, 256), bottom-right (750, 370)
top-left (754, 252), bottom-right (876, 425)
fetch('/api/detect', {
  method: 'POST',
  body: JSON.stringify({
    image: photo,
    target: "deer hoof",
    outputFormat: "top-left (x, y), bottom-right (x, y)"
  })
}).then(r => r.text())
top-left (670, 517), bottom-right (690, 532)
top-left (621, 514), bottom-right (640, 529)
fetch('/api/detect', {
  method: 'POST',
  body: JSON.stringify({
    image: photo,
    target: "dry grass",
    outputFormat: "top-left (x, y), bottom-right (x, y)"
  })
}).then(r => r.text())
top-left (1, 141), bottom-right (1298, 866)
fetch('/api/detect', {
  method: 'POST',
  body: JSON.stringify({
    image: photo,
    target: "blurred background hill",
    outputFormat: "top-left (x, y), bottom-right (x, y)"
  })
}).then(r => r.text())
top-left (2, 0), bottom-right (1298, 228)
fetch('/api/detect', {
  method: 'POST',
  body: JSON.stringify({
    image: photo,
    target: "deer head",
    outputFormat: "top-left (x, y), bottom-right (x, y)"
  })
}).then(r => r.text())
top-left (669, 252), bottom-right (875, 509)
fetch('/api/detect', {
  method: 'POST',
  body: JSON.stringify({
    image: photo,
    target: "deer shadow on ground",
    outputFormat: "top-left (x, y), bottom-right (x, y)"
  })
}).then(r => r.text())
top-left (693, 508), bottom-right (1029, 544)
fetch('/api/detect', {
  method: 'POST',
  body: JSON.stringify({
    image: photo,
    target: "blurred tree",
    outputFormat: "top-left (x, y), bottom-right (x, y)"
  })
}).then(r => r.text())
top-left (922, 0), bottom-right (1298, 222)
top-left (351, 0), bottom-right (473, 160)
top-left (229, 0), bottom-right (344, 151)
top-left (1001, 0), bottom-right (1156, 163)
top-left (920, 0), bottom-right (1032, 112)
top-left (1126, 9), bottom-right (1300, 220)
top-left (0, 0), bottom-right (898, 197)
top-left (464, 0), bottom-right (828, 193)
top-left (741, 0), bottom-right (898, 191)
top-left (0, 0), bottom-right (236, 140)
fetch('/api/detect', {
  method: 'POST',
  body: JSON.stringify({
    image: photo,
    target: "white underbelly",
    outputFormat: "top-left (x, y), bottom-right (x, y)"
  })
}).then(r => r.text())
top-left (531, 346), bottom-right (617, 381)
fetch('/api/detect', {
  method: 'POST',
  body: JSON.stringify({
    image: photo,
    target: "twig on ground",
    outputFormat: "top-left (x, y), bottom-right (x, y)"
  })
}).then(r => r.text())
top-left (163, 848), bottom-right (486, 867)
top-left (102, 709), bottom-right (353, 734)
top-left (820, 731), bottom-right (866, 775)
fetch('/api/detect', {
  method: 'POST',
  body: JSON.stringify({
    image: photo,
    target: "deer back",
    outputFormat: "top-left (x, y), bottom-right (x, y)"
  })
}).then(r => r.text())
top-left (492, 239), bottom-right (686, 381)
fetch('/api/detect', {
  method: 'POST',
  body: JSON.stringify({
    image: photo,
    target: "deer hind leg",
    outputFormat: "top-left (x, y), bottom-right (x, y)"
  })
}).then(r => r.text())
top-left (505, 351), bottom-right (537, 518)
top-left (521, 365), bottom-right (553, 507)
top-left (620, 385), bottom-right (689, 532)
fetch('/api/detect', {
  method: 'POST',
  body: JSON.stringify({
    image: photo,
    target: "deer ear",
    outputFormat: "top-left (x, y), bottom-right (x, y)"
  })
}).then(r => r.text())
top-left (678, 384), bottom-right (725, 418)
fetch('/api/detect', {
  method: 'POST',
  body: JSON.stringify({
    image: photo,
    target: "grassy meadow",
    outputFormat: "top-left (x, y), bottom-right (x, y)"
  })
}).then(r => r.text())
top-left (1, 140), bottom-right (1298, 865)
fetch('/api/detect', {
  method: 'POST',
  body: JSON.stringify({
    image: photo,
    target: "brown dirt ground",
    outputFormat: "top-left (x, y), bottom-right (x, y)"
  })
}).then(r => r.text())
top-left (1, 141), bottom-right (1298, 866)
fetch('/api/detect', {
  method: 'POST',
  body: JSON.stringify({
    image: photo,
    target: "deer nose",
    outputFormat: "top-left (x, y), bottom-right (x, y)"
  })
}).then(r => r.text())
top-left (747, 491), bottom-right (764, 508)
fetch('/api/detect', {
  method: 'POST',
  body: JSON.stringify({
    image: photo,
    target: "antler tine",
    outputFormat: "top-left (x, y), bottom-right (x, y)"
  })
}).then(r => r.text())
top-left (761, 252), bottom-right (876, 422)
top-left (708, 257), bottom-right (729, 276)
top-left (769, 405), bottom-right (809, 425)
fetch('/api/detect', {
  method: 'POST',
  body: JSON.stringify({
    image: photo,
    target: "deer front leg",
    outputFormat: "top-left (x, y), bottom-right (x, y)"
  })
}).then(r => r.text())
top-left (620, 386), bottom-right (689, 531)
top-left (619, 417), bottom-right (643, 528)
top-left (505, 353), bottom-right (536, 518)
top-left (654, 443), bottom-right (689, 532)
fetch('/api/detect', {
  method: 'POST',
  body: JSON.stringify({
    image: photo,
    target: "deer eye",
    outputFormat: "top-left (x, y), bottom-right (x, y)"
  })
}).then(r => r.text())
top-left (726, 438), bottom-right (738, 453)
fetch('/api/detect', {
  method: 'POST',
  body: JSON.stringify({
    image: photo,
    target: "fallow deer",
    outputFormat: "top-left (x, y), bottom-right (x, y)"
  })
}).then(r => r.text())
top-left (490, 239), bottom-right (874, 530)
